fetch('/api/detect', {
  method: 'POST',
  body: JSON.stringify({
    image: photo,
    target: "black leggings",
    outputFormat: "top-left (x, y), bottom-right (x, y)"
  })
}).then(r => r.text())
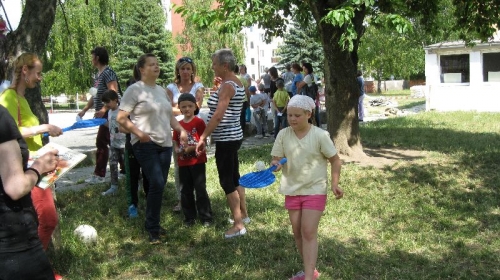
top-left (215, 140), bottom-right (242, 195)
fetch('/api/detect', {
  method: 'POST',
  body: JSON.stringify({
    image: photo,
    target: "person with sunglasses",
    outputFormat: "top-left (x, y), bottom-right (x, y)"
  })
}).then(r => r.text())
top-left (166, 57), bottom-right (205, 213)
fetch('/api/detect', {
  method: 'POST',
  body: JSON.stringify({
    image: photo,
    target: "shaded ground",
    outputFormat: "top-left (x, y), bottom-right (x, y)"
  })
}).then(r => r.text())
top-left (341, 146), bottom-right (426, 169)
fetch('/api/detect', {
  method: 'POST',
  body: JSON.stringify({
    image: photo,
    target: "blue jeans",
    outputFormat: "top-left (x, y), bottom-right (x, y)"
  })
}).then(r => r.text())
top-left (132, 141), bottom-right (172, 233)
top-left (274, 110), bottom-right (287, 138)
top-left (315, 105), bottom-right (321, 126)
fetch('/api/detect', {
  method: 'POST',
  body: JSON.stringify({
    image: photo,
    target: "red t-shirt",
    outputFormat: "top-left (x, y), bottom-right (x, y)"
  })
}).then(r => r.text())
top-left (173, 116), bottom-right (207, 167)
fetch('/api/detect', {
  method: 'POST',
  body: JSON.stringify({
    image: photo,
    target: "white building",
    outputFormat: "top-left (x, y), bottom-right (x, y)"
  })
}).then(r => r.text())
top-left (424, 32), bottom-right (500, 112)
top-left (241, 26), bottom-right (283, 80)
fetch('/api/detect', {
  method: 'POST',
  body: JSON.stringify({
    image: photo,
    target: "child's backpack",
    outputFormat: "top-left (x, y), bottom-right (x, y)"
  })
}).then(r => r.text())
top-left (303, 74), bottom-right (319, 100)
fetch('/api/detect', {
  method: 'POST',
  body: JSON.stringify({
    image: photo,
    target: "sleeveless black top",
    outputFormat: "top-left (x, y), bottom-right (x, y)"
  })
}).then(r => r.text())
top-left (0, 105), bottom-right (40, 252)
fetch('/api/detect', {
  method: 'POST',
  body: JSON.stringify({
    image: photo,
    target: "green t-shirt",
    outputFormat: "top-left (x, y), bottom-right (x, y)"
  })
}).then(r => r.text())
top-left (0, 89), bottom-right (42, 152)
top-left (273, 89), bottom-right (290, 108)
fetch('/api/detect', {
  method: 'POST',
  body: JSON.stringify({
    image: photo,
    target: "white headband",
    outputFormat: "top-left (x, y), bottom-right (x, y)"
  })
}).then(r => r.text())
top-left (287, 95), bottom-right (315, 111)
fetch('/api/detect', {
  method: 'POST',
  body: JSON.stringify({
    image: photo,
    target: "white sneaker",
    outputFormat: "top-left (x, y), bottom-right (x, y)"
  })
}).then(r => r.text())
top-left (85, 175), bottom-right (105, 184)
top-left (228, 217), bottom-right (251, 224)
top-left (102, 185), bottom-right (118, 196)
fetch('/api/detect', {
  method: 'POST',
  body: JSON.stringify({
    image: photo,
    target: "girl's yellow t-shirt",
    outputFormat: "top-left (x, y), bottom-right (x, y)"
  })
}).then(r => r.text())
top-left (0, 89), bottom-right (42, 152)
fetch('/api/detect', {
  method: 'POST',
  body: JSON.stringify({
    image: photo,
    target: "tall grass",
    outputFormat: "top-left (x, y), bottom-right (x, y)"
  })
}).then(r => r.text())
top-left (52, 111), bottom-right (500, 279)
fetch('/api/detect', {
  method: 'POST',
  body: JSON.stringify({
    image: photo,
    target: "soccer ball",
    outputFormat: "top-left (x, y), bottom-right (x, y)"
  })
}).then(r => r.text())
top-left (74, 224), bottom-right (98, 244)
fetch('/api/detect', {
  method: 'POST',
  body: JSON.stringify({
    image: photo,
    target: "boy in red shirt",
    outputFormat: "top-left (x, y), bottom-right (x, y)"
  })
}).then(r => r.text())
top-left (173, 94), bottom-right (213, 226)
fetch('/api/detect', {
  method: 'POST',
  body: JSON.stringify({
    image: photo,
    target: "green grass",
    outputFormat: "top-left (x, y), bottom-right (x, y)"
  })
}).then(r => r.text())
top-left (52, 111), bottom-right (500, 279)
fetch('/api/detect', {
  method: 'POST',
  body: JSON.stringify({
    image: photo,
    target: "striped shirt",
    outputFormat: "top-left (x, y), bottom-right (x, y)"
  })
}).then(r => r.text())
top-left (207, 81), bottom-right (244, 142)
top-left (93, 66), bottom-right (118, 112)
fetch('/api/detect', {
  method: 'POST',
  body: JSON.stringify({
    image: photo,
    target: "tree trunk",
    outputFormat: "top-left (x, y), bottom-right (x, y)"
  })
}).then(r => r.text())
top-left (309, 1), bottom-right (366, 157)
top-left (1, 0), bottom-right (57, 139)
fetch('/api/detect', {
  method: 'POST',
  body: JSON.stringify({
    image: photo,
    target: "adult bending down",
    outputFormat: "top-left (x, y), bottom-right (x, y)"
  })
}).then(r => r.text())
top-left (195, 49), bottom-right (248, 239)
top-left (117, 53), bottom-right (188, 244)
top-left (0, 104), bottom-right (61, 280)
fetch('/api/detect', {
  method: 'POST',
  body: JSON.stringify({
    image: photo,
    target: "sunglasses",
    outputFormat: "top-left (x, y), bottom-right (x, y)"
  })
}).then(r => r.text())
top-left (178, 57), bottom-right (193, 64)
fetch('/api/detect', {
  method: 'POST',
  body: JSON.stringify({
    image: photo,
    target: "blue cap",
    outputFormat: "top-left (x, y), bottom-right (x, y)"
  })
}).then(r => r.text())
top-left (249, 86), bottom-right (257, 92)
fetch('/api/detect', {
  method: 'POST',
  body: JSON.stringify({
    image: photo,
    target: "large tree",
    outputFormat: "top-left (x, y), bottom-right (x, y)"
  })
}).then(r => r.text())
top-left (175, 0), bottom-right (244, 87)
top-left (358, 0), bottom-right (463, 92)
top-left (176, 0), bottom-right (500, 156)
top-left (114, 0), bottom-right (176, 87)
top-left (277, 20), bottom-right (324, 78)
top-left (43, 0), bottom-right (117, 96)
top-left (0, 0), bottom-right (57, 134)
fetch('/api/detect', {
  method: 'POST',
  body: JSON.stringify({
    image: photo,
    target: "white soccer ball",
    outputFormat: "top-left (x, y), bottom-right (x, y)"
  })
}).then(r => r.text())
top-left (74, 224), bottom-right (98, 244)
top-left (255, 161), bottom-right (266, 171)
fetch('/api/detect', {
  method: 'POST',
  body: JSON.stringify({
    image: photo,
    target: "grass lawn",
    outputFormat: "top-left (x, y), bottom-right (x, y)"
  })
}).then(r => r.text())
top-left (51, 111), bottom-right (500, 279)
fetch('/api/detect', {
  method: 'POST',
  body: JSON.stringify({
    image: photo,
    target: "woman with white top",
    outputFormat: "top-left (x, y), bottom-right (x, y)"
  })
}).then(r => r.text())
top-left (166, 57), bottom-right (205, 212)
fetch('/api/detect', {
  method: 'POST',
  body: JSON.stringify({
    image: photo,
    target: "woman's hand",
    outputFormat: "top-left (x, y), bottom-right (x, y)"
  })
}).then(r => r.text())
top-left (46, 124), bottom-right (63, 137)
top-left (138, 132), bottom-right (151, 143)
top-left (196, 136), bottom-right (206, 155)
top-left (212, 76), bottom-right (222, 90)
top-left (30, 149), bottom-right (61, 174)
top-left (179, 129), bottom-right (188, 147)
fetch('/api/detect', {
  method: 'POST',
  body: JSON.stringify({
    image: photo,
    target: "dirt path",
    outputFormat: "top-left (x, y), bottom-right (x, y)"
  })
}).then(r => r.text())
top-left (340, 147), bottom-right (426, 169)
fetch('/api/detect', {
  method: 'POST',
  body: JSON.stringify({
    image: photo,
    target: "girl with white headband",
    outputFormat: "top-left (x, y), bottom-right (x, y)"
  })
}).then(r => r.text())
top-left (270, 95), bottom-right (343, 280)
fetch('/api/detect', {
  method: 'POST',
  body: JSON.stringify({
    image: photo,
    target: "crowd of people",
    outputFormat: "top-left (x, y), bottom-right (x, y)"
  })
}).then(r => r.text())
top-left (0, 47), bottom-right (355, 280)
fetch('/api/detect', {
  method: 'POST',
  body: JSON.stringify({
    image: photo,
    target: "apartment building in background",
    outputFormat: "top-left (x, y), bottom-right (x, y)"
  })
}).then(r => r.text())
top-left (162, 1), bottom-right (283, 79)
top-left (241, 26), bottom-right (283, 80)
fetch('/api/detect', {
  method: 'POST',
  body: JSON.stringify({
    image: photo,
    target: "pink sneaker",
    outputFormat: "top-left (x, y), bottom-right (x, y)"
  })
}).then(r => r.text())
top-left (289, 269), bottom-right (320, 280)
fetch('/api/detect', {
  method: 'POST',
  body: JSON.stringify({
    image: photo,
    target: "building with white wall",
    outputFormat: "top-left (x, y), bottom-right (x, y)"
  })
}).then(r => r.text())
top-left (424, 32), bottom-right (500, 112)
top-left (241, 26), bottom-right (283, 81)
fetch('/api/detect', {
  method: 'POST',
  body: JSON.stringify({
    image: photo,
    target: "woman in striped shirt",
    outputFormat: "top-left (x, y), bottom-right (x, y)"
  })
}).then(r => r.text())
top-left (196, 49), bottom-right (249, 239)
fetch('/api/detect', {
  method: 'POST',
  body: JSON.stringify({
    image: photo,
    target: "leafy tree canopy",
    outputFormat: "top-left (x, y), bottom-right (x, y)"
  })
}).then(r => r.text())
top-left (175, 0), bottom-right (500, 156)
top-left (276, 20), bottom-right (324, 78)
top-left (114, 0), bottom-right (176, 87)
top-left (174, 0), bottom-right (244, 87)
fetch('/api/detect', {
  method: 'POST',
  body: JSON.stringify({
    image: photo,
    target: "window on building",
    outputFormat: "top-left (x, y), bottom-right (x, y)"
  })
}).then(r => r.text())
top-left (251, 58), bottom-right (255, 65)
top-left (483, 52), bottom-right (500, 82)
top-left (251, 74), bottom-right (255, 80)
top-left (261, 50), bottom-right (264, 57)
top-left (250, 42), bottom-right (254, 49)
top-left (440, 54), bottom-right (470, 83)
top-left (261, 66), bottom-right (266, 73)
top-left (260, 34), bottom-right (265, 42)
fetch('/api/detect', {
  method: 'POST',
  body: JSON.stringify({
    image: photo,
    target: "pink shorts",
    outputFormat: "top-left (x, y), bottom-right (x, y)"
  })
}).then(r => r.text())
top-left (285, 195), bottom-right (327, 211)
